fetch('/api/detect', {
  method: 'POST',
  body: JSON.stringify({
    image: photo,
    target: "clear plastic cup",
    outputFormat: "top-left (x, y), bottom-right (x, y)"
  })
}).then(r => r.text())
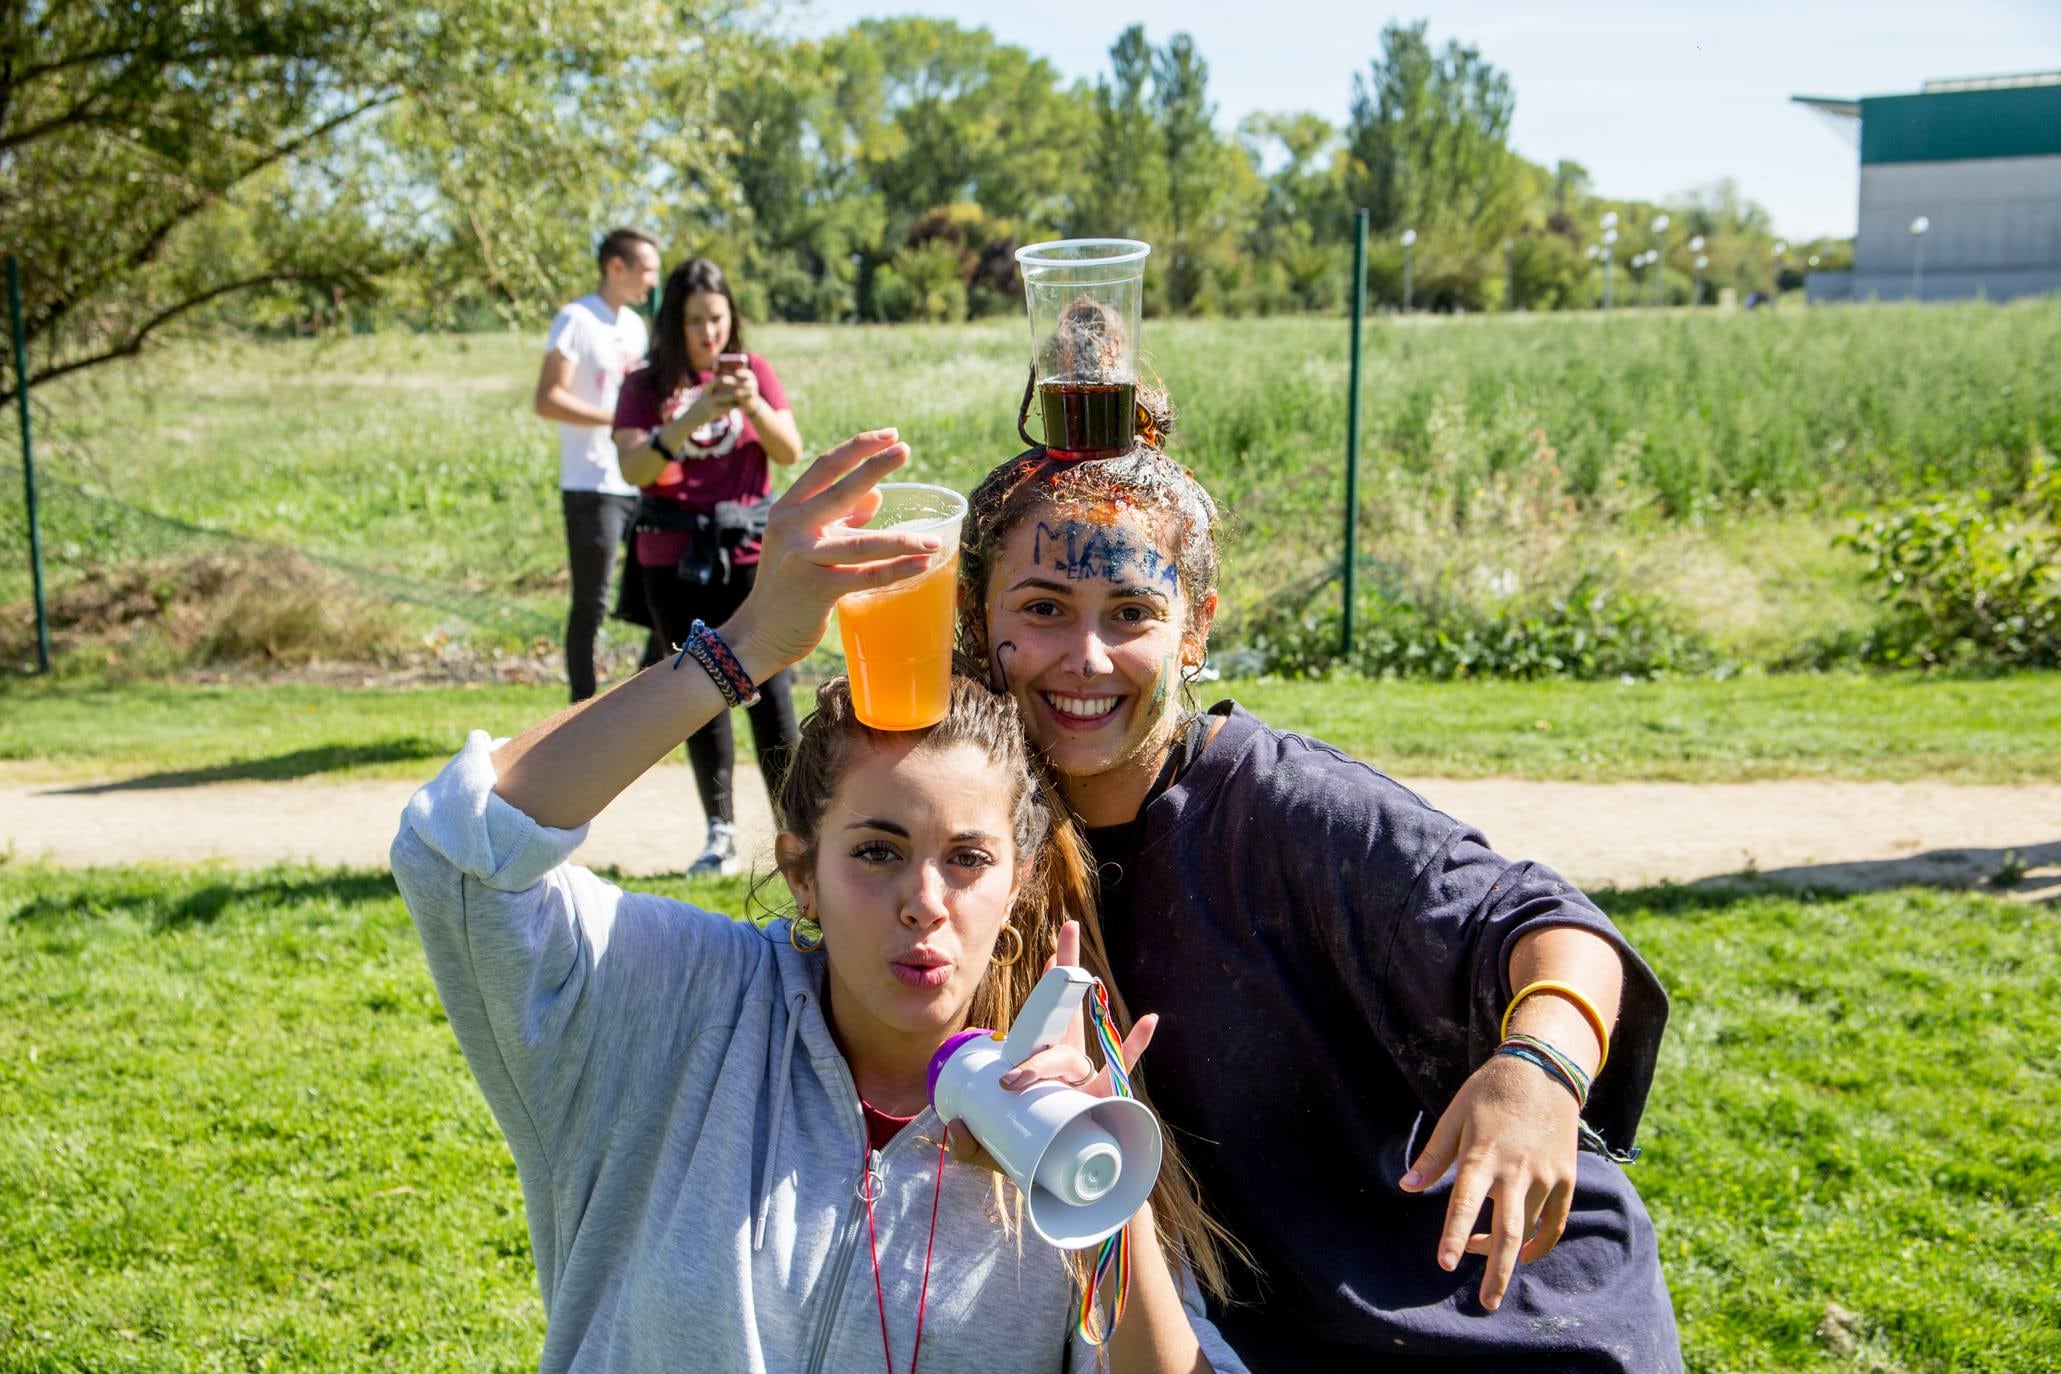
top-left (835, 483), bottom-right (968, 730)
top-left (1015, 239), bottom-right (1150, 456)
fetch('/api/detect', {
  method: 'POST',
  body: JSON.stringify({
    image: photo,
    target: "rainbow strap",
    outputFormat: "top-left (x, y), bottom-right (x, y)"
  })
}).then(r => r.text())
top-left (1077, 981), bottom-right (1134, 1346)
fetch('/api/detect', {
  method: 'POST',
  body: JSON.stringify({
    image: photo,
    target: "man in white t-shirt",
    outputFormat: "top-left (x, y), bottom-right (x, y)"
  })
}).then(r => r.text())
top-left (534, 228), bottom-right (661, 701)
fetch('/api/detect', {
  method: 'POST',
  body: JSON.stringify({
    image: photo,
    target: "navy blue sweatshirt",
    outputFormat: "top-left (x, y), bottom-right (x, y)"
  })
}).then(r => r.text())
top-left (1086, 703), bottom-right (1681, 1373)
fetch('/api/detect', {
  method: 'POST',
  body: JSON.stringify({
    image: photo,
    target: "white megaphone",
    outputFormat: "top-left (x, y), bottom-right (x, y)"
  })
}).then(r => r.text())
top-left (927, 965), bottom-right (1163, 1250)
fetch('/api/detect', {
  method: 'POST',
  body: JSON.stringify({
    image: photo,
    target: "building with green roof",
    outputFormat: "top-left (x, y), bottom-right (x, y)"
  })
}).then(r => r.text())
top-left (1794, 73), bottom-right (2061, 302)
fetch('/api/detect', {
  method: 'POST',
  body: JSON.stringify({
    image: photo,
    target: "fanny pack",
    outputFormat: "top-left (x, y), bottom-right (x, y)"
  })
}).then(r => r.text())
top-left (636, 494), bottom-right (773, 587)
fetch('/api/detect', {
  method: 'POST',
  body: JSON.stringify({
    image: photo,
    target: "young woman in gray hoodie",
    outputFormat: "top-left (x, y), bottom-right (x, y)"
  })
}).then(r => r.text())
top-left (391, 430), bottom-right (1246, 1374)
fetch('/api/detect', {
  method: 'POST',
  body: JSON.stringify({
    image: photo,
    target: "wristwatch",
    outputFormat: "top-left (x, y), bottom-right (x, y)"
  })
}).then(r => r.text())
top-left (649, 426), bottom-right (679, 463)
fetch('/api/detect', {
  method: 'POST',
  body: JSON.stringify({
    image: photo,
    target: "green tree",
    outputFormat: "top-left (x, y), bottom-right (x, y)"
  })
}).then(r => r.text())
top-left (1344, 21), bottom-right (1523, 252)
top-left (826, 19), bottom-right (1089, 235)
top-left (706, 35), bottom-right (881, 321)
top-left (1238, 112), bottom-right (1349, 311)
top-left (1552, 160), bottom-right (1592, 216)
top-left (1152, 33), bottom-right (1220, 313)
top-left (0, 0), bottom-right (742, 402)
top-left (0, 0), bottom-right (388, 401)
top-left (1079, 25), bottom-right (1162, 240)
top-left (815, 17), bottom-right (1093, 318)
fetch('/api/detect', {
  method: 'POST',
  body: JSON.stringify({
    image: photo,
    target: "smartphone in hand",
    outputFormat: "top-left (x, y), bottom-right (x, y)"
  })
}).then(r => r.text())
top-left (717, 351), bottom-right (749, 381)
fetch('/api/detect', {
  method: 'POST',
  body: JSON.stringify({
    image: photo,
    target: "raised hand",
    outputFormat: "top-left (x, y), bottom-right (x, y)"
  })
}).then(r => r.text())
top-left (721, 429), bottom-right (943, 673)
top-left (490, 429), bottom-right (939, 831)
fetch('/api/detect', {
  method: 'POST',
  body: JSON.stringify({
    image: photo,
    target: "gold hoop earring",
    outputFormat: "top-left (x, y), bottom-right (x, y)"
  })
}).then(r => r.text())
top-left (991, 924), bottom-right (1024, 967)
top-left (789, 916), bottom-right (824, 954)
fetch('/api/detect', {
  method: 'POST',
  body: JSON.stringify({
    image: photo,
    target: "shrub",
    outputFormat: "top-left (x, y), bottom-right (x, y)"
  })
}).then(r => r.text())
top-left (1241, 563), bottom-right (1717, 681)
top-left (1, 554), bottom-right (408, 674)
top-left (1839, 454), bottom-right (2061, 669)
top-left (873, 241), bottom-right (970, 323)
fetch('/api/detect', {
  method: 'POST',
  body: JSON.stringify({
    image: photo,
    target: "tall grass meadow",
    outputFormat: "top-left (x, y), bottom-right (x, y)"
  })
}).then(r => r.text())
top-left (6, 299), bottom-right (2056, 675)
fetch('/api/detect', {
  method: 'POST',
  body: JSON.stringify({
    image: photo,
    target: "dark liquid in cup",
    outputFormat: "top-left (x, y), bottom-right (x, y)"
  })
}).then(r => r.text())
top-left (1039, 381), bottom-right (1136, 455)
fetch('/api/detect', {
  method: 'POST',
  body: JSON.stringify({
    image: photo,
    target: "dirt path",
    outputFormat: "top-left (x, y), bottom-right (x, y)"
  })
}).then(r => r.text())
top-left (7, 764), bottom-right (2057, 899)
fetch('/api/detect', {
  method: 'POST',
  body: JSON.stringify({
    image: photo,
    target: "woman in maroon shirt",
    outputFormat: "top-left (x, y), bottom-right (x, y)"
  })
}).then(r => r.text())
top-left (614, 258), bottom-right (804, 875)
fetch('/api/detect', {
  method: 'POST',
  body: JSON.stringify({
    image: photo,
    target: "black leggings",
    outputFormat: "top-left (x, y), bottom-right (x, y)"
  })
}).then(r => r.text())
top-left (561, 491), bottom-right (638, 703)
top-left (640, 559), bottom-right (800, 825)
top-left (560, 491), bottom-right (667, 702)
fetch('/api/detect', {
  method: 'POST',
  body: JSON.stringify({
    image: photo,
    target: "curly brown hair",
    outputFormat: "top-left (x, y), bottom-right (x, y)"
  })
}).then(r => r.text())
top-left (964, 386), bottom-right (1220, 667)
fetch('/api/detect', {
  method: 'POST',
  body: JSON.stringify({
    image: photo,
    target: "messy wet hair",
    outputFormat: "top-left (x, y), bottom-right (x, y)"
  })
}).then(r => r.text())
top-left (962, 385), bottom-right (1220, 667)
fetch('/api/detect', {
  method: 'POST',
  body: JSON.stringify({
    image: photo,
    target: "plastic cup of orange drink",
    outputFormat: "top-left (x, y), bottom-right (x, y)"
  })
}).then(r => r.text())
top-left (836, 483), bottom-right (968, 730)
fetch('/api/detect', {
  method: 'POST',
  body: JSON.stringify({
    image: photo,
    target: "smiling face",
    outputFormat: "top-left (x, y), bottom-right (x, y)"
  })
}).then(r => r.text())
top-left (780, 736), bottom-right (1023, 1056)
top-left (982, 505), bottom-right (1214, 826)
top-left (681, 290), bottom-right (732, 371)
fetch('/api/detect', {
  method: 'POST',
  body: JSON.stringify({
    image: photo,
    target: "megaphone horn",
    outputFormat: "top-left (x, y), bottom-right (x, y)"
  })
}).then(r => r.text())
top-left (927, 965), bottom-right (1164, 1251)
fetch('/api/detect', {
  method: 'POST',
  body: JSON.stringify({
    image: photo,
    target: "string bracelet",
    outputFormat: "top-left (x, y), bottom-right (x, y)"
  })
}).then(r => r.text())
top-left (1501, 979), bottom-right (1611, 1071)
top-left (1492, 1031), bottom-right (1642, 1166)
top-left (1076, 982), bottom-right (1135, 1346)
top-left (673, 619), bottom-right (761, 707)
top-left (1495, 1032), bottom-right (1591, 1107)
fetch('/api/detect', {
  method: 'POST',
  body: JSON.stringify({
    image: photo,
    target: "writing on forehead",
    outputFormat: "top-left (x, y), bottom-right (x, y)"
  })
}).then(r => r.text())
top-left (1032, 519), bottom-right (1179, 587)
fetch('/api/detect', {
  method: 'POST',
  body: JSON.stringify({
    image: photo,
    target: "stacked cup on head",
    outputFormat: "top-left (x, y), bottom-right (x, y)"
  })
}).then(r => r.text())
top-left (1014, 240), bottom-right (1151, 461)
top-left (928, 965), bottom-right (1163, 1249)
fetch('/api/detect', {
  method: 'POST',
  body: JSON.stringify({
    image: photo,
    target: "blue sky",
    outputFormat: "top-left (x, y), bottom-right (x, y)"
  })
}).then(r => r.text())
top-left (788, 0), bottom-right (2061, 240)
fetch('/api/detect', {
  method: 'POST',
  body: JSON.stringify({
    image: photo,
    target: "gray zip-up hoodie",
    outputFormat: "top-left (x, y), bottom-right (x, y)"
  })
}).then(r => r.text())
top-left (391, 733), bottom-right (1246, 1374)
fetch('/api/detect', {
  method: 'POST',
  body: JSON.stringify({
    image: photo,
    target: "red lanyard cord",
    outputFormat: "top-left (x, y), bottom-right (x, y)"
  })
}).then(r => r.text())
top-left (863, 1133), bottom-right (950, 1374)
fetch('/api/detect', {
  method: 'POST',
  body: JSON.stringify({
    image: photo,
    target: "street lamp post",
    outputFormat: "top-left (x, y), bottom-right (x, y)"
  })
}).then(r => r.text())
top-left (1688, 235), bottom-right (1706, 306)
top-left (1601, 222), bottom-right (1619, 311)
top-left (1400, 228), bottom-right (1417, 312)
top-left (1909, 216), bottom-right (1930, 299)
top-left (1651, 214), bottom-right (1670, 309)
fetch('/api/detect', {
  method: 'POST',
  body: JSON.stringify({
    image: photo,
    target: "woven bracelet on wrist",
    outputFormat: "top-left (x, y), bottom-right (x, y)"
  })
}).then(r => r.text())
top-left (1494, 1033), bottom-right (1591, 1108)
top-left (1493, 1033), bottom-right (1642, 1165)
top-left (673, 619), bottom-right (760, 707)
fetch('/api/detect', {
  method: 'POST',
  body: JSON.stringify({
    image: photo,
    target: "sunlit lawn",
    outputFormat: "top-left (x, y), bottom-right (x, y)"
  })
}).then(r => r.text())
top-left (4, 671), bottom-right (2057, 786)
top-left (3, 866), bottom-right (2055, 1371)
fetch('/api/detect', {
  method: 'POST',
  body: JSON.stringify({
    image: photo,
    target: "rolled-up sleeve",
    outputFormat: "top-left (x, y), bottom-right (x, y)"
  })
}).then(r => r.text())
top-left (390, 731), bottom-right (751, 1177)
top-left (1267, 737), bottom-right (1667, 1152)
top-left (1403, 835), bottom-right (1667, 1149)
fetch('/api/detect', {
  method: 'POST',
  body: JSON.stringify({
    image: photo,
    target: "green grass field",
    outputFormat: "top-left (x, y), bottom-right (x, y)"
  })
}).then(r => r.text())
top-left (3, 865), bottom-right (2054, 1372)
top-left (8, 300), bottom-right (2059, 673)
top-left (4, 671), bottom-right (2058, 785)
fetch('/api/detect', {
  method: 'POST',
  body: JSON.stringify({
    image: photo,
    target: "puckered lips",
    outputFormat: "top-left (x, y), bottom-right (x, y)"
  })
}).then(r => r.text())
top-left (888, 945), bottom-right (954, 989)
top-left (1038, 689), bottom-right (1125, 732)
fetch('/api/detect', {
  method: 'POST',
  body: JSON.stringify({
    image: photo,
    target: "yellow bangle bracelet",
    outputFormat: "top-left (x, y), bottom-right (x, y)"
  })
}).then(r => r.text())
top-left (1501, 980), bottom-right (1611, 1071)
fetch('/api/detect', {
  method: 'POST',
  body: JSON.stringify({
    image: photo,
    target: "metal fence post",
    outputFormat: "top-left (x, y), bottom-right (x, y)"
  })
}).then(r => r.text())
top-left (7, 256), bottom-right (50, 674)
top-left (1343, 209), bottom-right (1368, 662)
